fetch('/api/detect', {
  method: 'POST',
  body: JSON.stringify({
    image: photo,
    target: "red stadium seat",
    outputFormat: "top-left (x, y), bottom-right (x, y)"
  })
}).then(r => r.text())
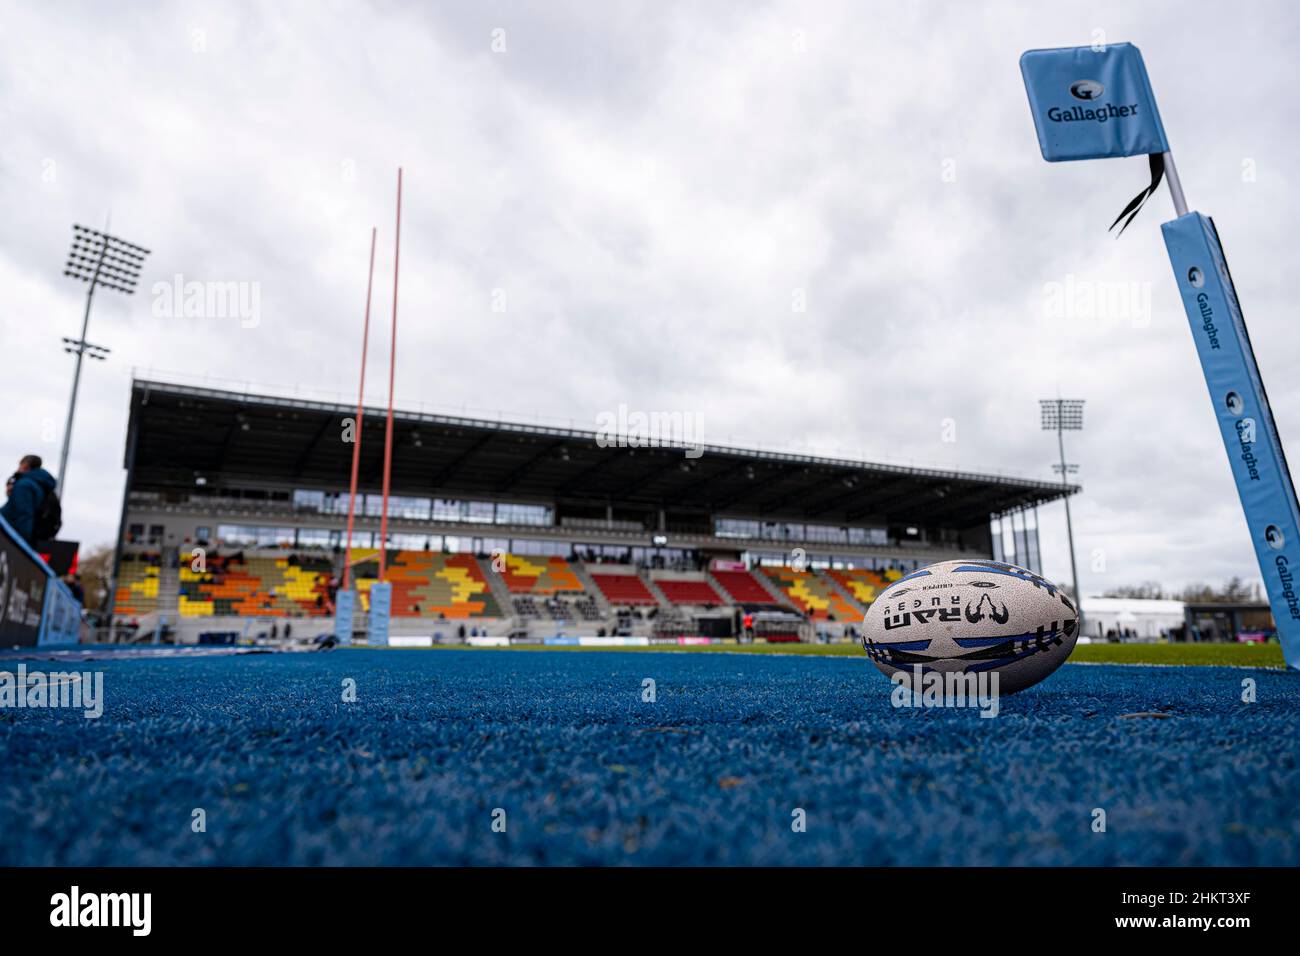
top-left (711, 569), bottom-right (774, 604)
top-left (589, 572), bottom-right (658, 606)
top-left (655, 579), bottom-right (723, 605)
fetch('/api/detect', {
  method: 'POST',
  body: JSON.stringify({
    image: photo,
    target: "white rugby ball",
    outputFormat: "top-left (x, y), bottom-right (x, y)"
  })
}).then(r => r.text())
top-left (861, 560), bottom-right (1078, 695)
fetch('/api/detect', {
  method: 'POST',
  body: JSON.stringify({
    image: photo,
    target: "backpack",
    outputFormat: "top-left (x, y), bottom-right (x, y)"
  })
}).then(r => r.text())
top-left (33, 488), bottom-right (62, 542)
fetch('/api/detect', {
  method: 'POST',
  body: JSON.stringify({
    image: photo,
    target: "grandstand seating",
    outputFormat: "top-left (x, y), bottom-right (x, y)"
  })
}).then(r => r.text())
top-left (762, 567), bottom-right (860, 621)
top-left (655, 578), bottom-right (724, 605)
top-left (499, 554), bottom-right (584, 594)
top-left (164, 543), bottom-right (905, 627)
top-left (179, 552), bottom-right (333, 618)
top-left (589, 571), bottom-right (657, 606)
top-left (571, 594), bottom-right (602, 621)
top-left (711, 569), bottom-right (776, 604)
top-left (826, 568), bottom-right (891, 607)
top-left (114, 552), bottom-right (161, 617)
top-left (359, 550), bottom-right (503, 619)
top-left (513, 595), bottom-right (542, 619)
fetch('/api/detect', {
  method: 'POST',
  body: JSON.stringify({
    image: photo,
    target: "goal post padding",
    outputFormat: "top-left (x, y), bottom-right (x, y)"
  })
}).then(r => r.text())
top-left (1163, 212), bottom-right (1300, 668)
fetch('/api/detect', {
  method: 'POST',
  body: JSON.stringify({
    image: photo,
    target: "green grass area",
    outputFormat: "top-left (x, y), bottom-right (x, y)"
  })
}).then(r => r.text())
top-left (408, 640), bottom-right (1289, 667)
top-left (1068, 641), bottom-right (1286, 668)
top-left (445, 641), bottom-right (866, 655)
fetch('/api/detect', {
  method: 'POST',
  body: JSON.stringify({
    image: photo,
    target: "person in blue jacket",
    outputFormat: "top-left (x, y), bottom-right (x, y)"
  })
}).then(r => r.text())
top-left (1, 454), bottom-right (58, 544)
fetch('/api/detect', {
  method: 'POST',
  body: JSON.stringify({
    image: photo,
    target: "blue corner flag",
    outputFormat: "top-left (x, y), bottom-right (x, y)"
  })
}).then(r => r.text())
top-left (1021, 43), bottom-right (1171, 235)
top-left (1020, 43), bottom-right (1168, 162)
top-left (1022, 42), bottom-right (1300, 670)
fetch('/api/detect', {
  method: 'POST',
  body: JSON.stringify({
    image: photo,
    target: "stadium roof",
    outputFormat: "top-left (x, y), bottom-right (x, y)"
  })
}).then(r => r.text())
top-left (125, 379), bottom-right (1076, 529)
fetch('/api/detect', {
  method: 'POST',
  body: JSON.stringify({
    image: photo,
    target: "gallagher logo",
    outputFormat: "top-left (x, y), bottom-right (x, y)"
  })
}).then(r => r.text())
top-left (1070, 79), bottom-right (1104, 100)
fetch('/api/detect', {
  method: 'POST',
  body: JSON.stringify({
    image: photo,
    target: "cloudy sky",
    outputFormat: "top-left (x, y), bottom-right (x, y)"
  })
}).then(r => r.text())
top-left (2, 0), bottom-right (1298, 596)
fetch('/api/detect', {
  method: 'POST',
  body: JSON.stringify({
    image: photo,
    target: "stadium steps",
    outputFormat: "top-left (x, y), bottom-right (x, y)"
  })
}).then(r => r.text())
top-left (476, 555), bottom-right (516, 615)
top-left (760, 566), bottom-right (862, 622)
top-left (825, 567), bottom-right (891, 613)
top-left (570, 562), bottom-right (612, 615)
top-left (816, 570), bottom-right (870, 618)
top-left (157, 551), bottom-right (181, 619)
top-left (754, 569), bottom-right (797, 606)
top-left (709, 568), bottom-right (793, 608)
top-left (639, 575), bottom-right (672, 608)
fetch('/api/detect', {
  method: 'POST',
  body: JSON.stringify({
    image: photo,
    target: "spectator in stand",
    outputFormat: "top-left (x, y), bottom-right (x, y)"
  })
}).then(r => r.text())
top-left (1, 454), bottom-right (58, 545)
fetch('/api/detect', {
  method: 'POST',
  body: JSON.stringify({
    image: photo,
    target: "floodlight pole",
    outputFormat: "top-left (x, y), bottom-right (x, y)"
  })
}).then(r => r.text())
top-left (1042, 399), bottom-right (1085, 638)
top-left (55, 247), bottom-right (104, 496)
top-left (1055, 418), bottom-right (1084, 636)
top-left (57, 225), bottom-right (150, 501)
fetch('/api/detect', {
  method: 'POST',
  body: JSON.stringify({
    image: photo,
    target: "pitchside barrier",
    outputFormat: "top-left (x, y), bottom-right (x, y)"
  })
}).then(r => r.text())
top-left (1022, 42), bottom-right (1300, 669)
top-left (0, 512), bottom-right (82, 646)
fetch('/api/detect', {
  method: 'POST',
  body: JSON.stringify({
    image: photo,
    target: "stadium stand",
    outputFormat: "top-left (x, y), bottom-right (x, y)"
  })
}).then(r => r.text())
top-left (826, 567), bottom-right (891, 607)
top-left (589, 569), bottom-right (658, 606)
top-left (113, 551), bottom-right (161, 616)
top-left (762, 567), bottom-right (861, 621)
top-left (357, 550), bottom-right (504, 618)
top-left (499, 554), bottom-right (584, 594)
top-left (111, 379), bottom-right (1075, 642)
top-left (571, 594), bottom-right (603, 621)
top-left (711, 569), bottom-right (778, 604)
top-left (178, 551), bottom-right (332, 618)
top-left (653, 577), bottom-right (724, 606)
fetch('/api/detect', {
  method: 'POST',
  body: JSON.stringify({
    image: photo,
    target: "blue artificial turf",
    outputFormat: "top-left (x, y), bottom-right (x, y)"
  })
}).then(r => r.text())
top-left (1, 648), bottom-right (1297, 865)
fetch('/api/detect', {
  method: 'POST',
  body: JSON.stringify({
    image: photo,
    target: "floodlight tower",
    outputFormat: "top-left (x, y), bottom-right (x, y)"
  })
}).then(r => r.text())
top-left (1041, 398), bottom-right (1085, 636)
top-left (59, 224), bottom-right (151, 498)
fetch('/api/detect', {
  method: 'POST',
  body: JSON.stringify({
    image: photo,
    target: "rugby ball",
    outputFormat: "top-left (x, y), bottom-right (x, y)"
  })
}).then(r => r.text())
top-left (861, 560), bottom-right (1078, 695)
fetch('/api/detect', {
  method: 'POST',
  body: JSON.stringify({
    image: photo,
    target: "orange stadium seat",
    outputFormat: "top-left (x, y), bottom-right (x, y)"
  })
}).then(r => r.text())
top-left (179, 552), bottom-right (333, 618)
top-left (499, 554), bottom-right (584, 594)
top-left (763, 567), bottom-right (860, 621)
top-left (826, 568), bottom-right (890, 608)
top-left (355, 551), bottom-right (503, 618)
top-left (114, 552), bottom-right (161, 616)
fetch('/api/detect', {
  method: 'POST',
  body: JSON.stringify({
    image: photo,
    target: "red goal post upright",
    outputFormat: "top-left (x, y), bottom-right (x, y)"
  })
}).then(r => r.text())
top-left (368, 167), bottom-right (403, 647)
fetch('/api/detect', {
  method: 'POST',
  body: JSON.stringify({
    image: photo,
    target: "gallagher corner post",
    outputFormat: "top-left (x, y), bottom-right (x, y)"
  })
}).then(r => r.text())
top-left (1020, 42), bottom-right (1300, 670)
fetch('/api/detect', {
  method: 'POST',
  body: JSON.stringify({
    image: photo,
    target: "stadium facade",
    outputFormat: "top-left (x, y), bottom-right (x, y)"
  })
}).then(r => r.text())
top-left (109, 379), bottom-right (1075, 643)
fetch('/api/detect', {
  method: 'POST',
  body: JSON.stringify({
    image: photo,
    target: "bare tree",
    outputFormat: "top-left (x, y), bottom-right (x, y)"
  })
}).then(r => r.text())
top-left (1102, 581), bottom-right (1166, 599)
top-left (75, 543), bottom-right (115, 615)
